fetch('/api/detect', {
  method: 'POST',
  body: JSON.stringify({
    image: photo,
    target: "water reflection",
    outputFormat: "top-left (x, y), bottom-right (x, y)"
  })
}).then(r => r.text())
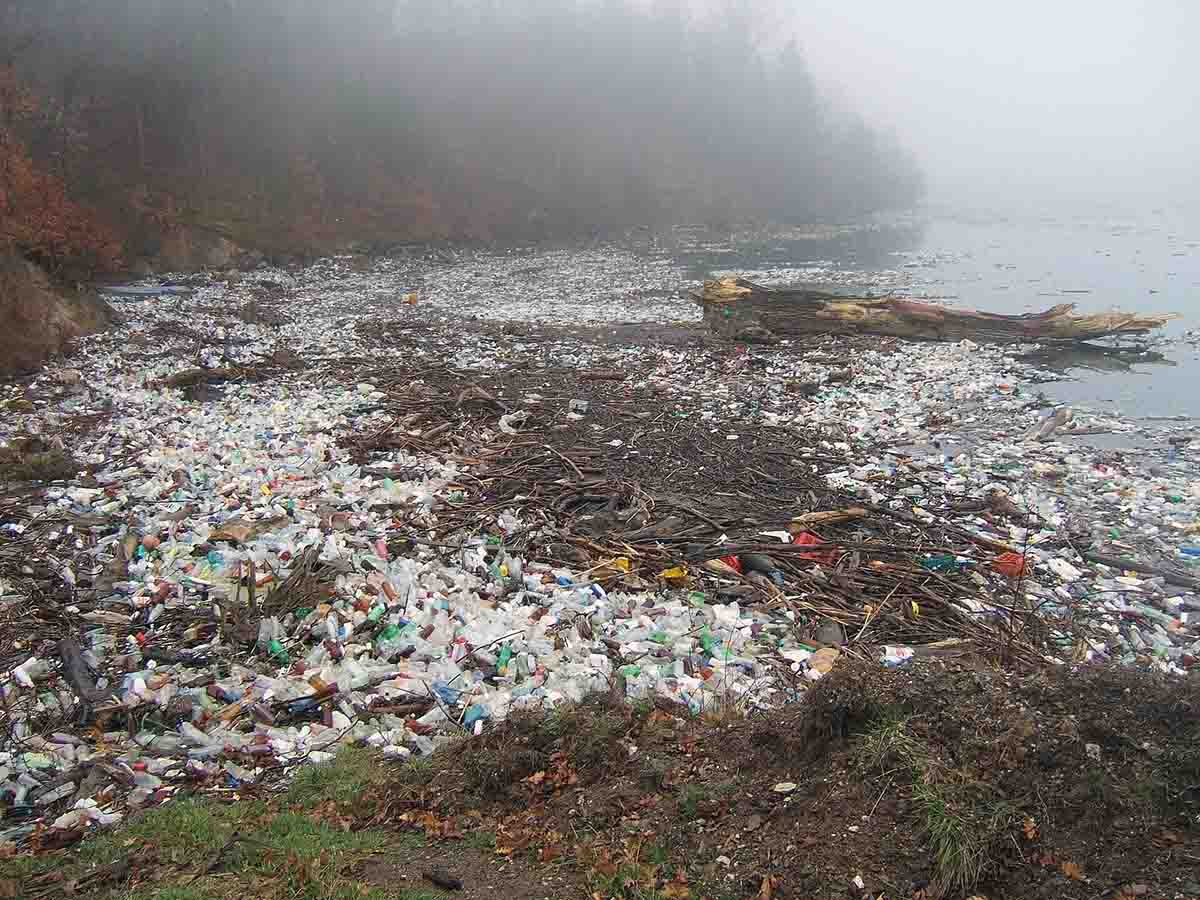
top-left (1021, 343), bottom-right (1176, 375)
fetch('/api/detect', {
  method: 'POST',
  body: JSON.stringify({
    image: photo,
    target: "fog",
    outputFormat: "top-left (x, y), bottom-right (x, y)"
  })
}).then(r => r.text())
top-left (1, 0), bottom-right (921, 257)
top-left (793, 0), bottom-right (1200, 214)
top-left (6, 0), bottom-right (1192, 267)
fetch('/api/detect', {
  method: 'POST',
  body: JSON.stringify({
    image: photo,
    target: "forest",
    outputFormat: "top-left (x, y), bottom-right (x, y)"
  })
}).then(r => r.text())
top-left (0, 0), bottom-right (924, 275)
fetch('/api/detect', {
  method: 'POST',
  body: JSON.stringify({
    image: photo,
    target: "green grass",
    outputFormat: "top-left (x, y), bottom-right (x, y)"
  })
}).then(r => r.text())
top-left (0, 748), bottom-right (427, 900)
top-left (463, 828), bottom-right (496, 851)
top-left (853, 711), bottom-right (925, 775)
top-left (676, 784), bottom-right (707, 819)
top-left (853, 714), bottom-right (1017, 897)
top-left (911, 782), bottom-right (988, 894)
top-left (590, 864), bottom-right (675, 900)
top-left (285, 744), bottom-right (378, 807)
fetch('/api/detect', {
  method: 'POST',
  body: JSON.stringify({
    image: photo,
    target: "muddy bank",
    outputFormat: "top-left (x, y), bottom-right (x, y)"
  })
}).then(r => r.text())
top-left (366, 660), bottom-right (1200, 900)
top-left (0, 253), bottom-right (115, 376)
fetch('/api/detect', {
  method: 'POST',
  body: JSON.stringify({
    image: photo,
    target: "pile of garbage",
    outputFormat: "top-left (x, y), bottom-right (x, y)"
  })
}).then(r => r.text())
top-left (0, 249), bottom-right (1197, 844)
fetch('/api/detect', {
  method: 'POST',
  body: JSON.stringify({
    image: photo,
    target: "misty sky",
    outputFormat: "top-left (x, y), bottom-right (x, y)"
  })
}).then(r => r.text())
top-left (792, 0), bottom-right (1198, 210)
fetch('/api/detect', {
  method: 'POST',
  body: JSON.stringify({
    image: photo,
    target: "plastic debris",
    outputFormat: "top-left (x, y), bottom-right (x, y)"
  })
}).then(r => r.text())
top-left (0, 241), bottom-right (1196, 846)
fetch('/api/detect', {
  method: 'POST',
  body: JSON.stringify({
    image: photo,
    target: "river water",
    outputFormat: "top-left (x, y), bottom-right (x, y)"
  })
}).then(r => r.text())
top-left (672, 209), bottom-right (1200, 420)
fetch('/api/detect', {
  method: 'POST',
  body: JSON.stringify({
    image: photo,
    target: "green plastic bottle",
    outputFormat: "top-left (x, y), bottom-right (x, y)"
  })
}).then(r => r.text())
top-left (266, 639), bottom-right (289, 664)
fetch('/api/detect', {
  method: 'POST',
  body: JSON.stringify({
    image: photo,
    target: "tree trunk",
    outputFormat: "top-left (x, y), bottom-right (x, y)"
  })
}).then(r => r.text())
top-left (696, 277), bottom-right (1178, 344)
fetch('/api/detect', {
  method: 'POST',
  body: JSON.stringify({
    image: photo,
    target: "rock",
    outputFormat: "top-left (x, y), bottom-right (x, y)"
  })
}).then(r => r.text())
top-left (745, 813), bottom-right (764, 832)
top-left (154, 227), bottom-right (244, 272)
top-left (205, 237), bottom-right (239, 269)
top-left (0, 252), bottom-right (114, 376)
top-left (771, 782), bottom-right (797, 794)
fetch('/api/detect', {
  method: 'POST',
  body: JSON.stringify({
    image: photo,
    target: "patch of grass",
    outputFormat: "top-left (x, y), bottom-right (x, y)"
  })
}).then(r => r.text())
top-left (0, 748), bottom-right (424, 900)
top-left (548, 704), bottom-right (627, 770)
top-left (464, 828), bottom-right (496, 851)
top-left (912, 782), bottom-right (989, 895)
top-left (450, 699), bottom-right (633, 800)
top-left (854, 710), bottom-right (925, 774)
top-left (677, 784), bottom-right (707, 819)
top-left (128, 888), bottom-right (221, 900)
top-left (853, 714), bottom-right (1018, 897)
top-left (1085, 766), bottom-right (1110, 804)
top-left (645, 842), bottom-right (670, 867)
top-left (591, 864), bottom-right (675, 900)
top-left (286, 745), bottom-right (379, 807)
top-left (125, 797), bottom-right (237, 851)
top-left (460, 743), bottom-right (546, 798)
top-left (711, 779), bottom-right (740, 796)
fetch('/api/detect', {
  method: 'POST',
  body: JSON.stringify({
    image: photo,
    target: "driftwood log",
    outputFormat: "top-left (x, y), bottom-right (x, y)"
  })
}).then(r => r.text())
top-left (696, 277), bottom-right (1177, 344)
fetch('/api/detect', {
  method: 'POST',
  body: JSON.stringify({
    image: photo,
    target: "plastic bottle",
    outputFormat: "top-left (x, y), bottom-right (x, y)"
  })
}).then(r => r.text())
top-left (462, 703), bottom-right (489, 727)
top-left (375, 623), bottom-right (403, 660)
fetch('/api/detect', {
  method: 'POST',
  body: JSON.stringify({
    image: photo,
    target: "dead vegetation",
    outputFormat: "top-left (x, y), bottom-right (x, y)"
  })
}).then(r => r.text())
top-left (2, 661), bottom-right (1197, 899)
top-left (363, 660), bottom-right (1200, 900)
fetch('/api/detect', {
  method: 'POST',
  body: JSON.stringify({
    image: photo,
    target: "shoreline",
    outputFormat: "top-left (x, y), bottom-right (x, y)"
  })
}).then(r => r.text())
top-left (0, 248), bottom-right (1197, 844)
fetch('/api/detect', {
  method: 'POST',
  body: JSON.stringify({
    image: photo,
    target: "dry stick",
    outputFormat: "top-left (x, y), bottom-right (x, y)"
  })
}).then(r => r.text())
top-left (851, 583), bottom-right (901, 644)
top-left (542, 444), bottom-right (584, 480)
top-left (423, 681), bottom-right (469, 734)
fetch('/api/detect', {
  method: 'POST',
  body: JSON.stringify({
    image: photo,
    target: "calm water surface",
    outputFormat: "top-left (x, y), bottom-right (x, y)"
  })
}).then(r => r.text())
top-left (675, 210), bottom-right (1200, 419)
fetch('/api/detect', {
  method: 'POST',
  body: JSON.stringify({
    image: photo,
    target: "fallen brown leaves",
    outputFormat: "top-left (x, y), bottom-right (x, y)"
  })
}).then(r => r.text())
top-left (1059, 860), bottom-right (1084, 881)
top-left (397, 810), bottom-right (463, 840)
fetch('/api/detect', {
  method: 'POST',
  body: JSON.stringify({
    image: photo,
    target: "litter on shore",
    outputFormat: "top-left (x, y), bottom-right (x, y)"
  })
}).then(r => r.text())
top-left (0, 247), bottom-right (1196, 845)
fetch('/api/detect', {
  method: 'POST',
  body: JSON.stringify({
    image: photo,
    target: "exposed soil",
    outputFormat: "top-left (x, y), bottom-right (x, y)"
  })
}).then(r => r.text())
top-left (356, 844), bottom-right (581, 899)
top-left (0, 252), bottom-right (114, 376)
top-left (363, 661), bottom-right (1200, 900)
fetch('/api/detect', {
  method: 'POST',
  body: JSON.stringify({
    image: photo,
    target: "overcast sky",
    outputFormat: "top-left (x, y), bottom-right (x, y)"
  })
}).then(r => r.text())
top-left (791, 0), bottom-right (1199, 211)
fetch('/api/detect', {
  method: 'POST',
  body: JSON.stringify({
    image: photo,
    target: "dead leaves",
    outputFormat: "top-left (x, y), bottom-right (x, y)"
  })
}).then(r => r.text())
top-left (580, 835), bottom-right (694, 898)
top-left (1035, 850), bottom-right (1085, 882)
top-left (397, 810), bottom-right (462, 839)
top-left (522, 752), bottom-right (578, 792)
top-left (1060, 860), bottom-right (1084, 881)
top-left (1021, 816), bottom-right (1038, 841)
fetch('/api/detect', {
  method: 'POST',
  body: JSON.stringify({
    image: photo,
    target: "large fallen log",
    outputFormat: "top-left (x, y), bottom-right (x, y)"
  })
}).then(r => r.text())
top-left (695, 277), bottom-right (1177, 344)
